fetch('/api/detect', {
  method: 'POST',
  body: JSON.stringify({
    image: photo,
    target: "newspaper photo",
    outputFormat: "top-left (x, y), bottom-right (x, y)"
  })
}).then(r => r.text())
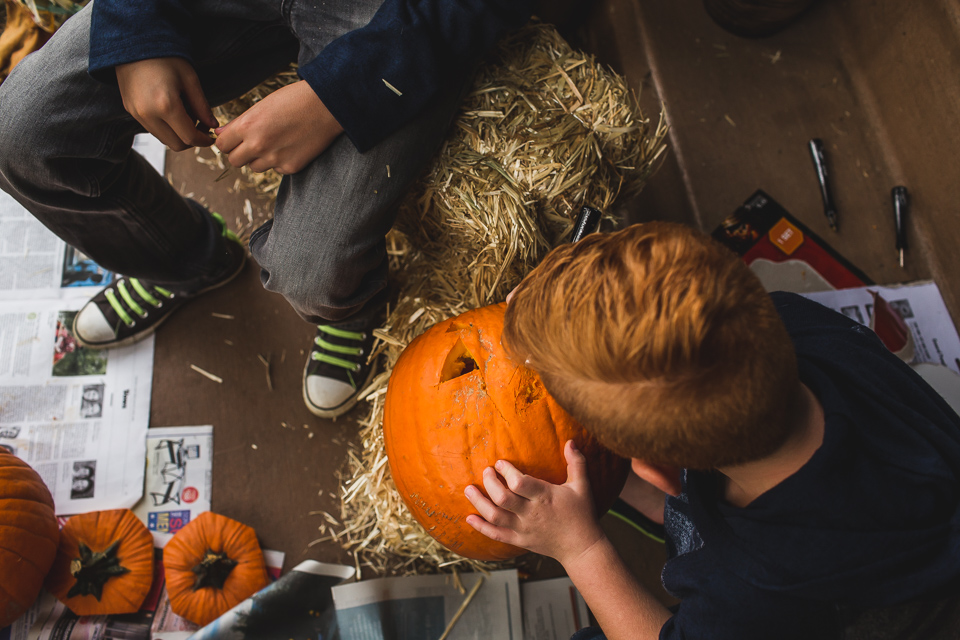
top-left (521, 578), bottom-right (590, 640)
top-left (803, 281), bottom-right (960, 374)
top-left (332, 570), bottom-right (523, 640)
top-left (0, 134), bottom-right (162, 301)
top-left (133, 425), bottom-right (214, 547)
top-left (0, 298), bottom-right (153, 514)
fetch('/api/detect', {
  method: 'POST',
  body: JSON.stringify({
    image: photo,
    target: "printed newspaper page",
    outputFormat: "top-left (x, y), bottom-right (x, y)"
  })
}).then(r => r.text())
top-left (332, 570), bottom-right (523, 640)
top-left (0, 134), bottom-right (163, 300)
top-left (802, 281), bottom-right (960, 374)
top-left (133, 425), bottom-right (214, 547)
top-left (0, 298), bottom-right (153, 514)
top-left (521, 578), bottom-right (591, 640)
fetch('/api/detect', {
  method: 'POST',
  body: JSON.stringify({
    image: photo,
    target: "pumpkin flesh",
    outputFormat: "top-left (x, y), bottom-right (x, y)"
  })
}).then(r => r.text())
top-left (0, 453), bottom-right (59, 627)
top-left (384, 304), bottom-right (630, 561)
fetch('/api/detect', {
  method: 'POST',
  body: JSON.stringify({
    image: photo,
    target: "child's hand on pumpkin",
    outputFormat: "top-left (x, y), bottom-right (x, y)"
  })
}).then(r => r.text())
top-left (464, 440), bottom-right (605, 565)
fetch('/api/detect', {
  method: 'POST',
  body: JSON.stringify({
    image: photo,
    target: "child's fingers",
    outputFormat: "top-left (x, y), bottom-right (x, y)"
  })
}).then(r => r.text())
top-left (494, 460), bottom-right (543, 499)
top-left (564, 440), bottom-right (590, 487)
top-left (214, 124), bottom-right (240, 154)
top-left (482, 467), bottom-right (527, 512)
top-left (465, 514), bottom-right (518, 547)
top-left (464, 484), bottom-right (517, 529)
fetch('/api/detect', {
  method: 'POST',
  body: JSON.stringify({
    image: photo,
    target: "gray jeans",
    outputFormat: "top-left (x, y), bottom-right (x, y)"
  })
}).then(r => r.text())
top-left (0, 1), bottom-right (463, 322)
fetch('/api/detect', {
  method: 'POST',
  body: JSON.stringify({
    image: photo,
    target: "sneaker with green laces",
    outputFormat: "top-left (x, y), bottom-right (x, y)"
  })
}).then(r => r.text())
top-left (302, 303), bottom-right (383, 419)
top-left (72, 212), bottom-right (245, 349)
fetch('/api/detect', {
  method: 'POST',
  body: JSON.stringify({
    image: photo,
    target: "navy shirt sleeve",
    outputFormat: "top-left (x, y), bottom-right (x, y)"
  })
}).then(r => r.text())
top-left (88, 1), bottom-right (195, 82)
top-left (297, 0), bottom-right (531, 152)
top-left (88, 0), bottom-right (532, 152)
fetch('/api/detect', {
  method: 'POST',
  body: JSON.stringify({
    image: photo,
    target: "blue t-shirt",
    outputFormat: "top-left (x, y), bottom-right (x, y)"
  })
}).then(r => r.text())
top-left (87, 0), bottom-right (531, 152)
top-left (658, 292), bottom-right (960, 639)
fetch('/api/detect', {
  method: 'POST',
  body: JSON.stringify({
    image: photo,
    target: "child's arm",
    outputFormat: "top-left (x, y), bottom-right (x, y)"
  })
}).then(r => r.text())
top-left (464, 440), bottom-right (672, 640)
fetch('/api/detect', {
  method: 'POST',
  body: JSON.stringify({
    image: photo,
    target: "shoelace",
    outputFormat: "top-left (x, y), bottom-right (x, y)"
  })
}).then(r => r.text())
top-left (104, 212), bottom-right (237, 329)
top-left (211, 211), bottom-right (241, 244)
top-left (312, 325), bottom-right (366, 384)
top-left (105, 279), bottom-right (174, 328)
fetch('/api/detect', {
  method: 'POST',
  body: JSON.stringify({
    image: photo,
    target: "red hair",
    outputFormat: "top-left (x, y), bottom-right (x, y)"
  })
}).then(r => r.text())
top-left (503, 222), bottom-right (799, 469)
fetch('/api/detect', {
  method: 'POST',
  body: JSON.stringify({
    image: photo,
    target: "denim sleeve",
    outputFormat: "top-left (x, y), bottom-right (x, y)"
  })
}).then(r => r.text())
top-left (88, 1), bottom-right (194, 83)
top-left (298, 0), bottom-right (532, 152)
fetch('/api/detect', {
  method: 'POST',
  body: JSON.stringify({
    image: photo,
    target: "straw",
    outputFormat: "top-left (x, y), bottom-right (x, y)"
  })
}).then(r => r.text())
top-left (216, 22), bottom-right (667, 575)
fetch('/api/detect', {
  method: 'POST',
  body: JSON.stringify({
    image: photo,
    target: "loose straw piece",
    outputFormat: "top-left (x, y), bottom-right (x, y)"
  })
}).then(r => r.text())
top-left (190, 364), bottom-right (223, 384)
top-left (257, 353), bottom-right (273, 391)
top-left (382, 79), bottom-right (403, 96)
top-left (438, 576), bottom-right (485, 640)
top-left (211, 312), bottom-right (235, 319)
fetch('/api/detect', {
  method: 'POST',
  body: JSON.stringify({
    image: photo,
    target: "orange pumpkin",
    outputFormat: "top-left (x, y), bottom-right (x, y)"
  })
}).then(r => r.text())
top-left (163, 512), bottom-right (269, 627)
top-left (384, 303), bottom-right (630, 561)
top-left (0, 453), bottom-right (59, 627)
top-left (45, 509), bottom-right (154, 615)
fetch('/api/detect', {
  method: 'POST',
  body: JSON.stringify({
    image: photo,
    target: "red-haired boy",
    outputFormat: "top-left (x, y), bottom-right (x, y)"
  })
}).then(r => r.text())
top-left (464, 222), bottom-right (960, 639)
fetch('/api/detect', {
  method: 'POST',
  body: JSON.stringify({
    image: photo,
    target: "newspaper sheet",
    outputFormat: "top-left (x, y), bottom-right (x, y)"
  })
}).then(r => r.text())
top-left (0, 298), bottom-right (153, 514)
top-left (802, 281), bottom-right (960, 374)
top-left (521, 578), bottom-right (590, 640)
top-left (0, 134), bottom-right (163, 300)
top-left (133, 425), bottom-right (214, 547)
top-left (185, 560), bottom-right (354, 640)
top-left (332, 570), bottom-right (523, 640)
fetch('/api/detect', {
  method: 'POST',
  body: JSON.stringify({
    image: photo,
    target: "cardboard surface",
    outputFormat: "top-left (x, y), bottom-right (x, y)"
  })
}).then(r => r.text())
top-left (152, 0), bottom-right (957, 596)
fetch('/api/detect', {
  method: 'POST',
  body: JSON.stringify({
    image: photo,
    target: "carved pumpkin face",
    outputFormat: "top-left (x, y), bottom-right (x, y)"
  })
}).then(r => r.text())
top-left (384, 303), bottom-right (629, 561)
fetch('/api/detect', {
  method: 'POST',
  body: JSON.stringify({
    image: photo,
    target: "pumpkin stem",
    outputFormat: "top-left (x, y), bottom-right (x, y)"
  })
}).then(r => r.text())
top-left (67, 540), bottom-right (130, 600)
top-left (191, 550), bottom-right (238, 590)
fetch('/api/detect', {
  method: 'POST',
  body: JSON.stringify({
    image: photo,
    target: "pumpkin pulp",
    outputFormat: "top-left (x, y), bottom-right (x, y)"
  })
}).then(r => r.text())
top-left (67, 540), bottom-right (130, 600)
top-left (191, 550), bottom-right (238, 591)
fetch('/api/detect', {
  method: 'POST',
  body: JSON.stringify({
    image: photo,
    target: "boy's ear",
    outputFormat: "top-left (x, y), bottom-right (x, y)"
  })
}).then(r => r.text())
top-left (631, 458), bottom-right (683, 497)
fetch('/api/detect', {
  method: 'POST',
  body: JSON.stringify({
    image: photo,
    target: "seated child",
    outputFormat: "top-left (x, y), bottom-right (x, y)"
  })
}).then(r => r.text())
top-left (463, 221), bottom-right (960, 639)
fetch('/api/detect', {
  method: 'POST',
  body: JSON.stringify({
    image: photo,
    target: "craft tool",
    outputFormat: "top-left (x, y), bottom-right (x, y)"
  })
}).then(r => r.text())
top-left (572, 205), bottom-right (602, 242)
top-left (808, 139), bottom-right (838, 231)
top-left (892, 186), bottom-right (909, 268)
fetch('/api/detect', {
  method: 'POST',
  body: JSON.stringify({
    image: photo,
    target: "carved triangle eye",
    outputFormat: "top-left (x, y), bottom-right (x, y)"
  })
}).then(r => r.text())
top-left (440, 338), bottom-right (479, 383)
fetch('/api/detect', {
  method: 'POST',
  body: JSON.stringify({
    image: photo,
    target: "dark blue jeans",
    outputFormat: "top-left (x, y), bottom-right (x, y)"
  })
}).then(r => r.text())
top-left (0, 1), bottom-right (463, 322)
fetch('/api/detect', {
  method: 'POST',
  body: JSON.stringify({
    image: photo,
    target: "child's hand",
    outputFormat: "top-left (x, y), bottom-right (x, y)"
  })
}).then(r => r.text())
top-left (116, 58), bottom-right (218, 151)
top-left (464, 440), bottom-right (605, 565)
top-left (214, 81), bottom-right (344, 176)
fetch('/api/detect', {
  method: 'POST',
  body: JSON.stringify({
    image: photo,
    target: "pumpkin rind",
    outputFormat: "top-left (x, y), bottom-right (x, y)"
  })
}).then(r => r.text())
top-left (45, 509), bottom-right (154, 616)
top-left (163, 512), bottom-right (268, 627)
top-left (384, 303), bottom-right (630, 561)
top-left (0, 453), bottom-right (59, 627)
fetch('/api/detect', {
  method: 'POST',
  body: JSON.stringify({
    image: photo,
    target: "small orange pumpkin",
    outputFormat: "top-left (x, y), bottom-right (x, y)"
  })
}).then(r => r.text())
top-left (384, 303), bottom-right (630, 561)
top-left (163, 512), bottom-right (269, 627)
top-left (45, 509), bottom-right (154, 615)
top-left (0, 453), bottom-right (59, 627)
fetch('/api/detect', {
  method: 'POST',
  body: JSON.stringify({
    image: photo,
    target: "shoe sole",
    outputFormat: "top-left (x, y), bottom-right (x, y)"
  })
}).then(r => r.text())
top-left (302, 355), bottom-right (380, 420)
top-left (73, 252), bottom-right (247, 350)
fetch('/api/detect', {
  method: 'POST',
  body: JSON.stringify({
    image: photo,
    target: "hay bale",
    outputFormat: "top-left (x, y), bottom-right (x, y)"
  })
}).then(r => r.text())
top-left (218, 22), bottom-right (667, 576)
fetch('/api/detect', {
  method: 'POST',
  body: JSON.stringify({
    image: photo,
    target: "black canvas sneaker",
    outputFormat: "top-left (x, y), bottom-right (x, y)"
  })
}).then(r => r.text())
top-left (72, 212), bottom-right (245, 349)
top-left (302, 296), bottom-right (385, 419)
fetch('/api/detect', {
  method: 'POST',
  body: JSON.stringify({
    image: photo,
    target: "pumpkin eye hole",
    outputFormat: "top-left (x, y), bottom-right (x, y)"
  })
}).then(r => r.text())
top-left (440, 338), bottom-right (479, 383)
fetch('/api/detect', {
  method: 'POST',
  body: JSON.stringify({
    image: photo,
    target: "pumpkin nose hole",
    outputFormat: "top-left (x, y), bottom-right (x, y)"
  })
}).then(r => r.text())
top-left (440, 338), bottom-right (479, 383)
